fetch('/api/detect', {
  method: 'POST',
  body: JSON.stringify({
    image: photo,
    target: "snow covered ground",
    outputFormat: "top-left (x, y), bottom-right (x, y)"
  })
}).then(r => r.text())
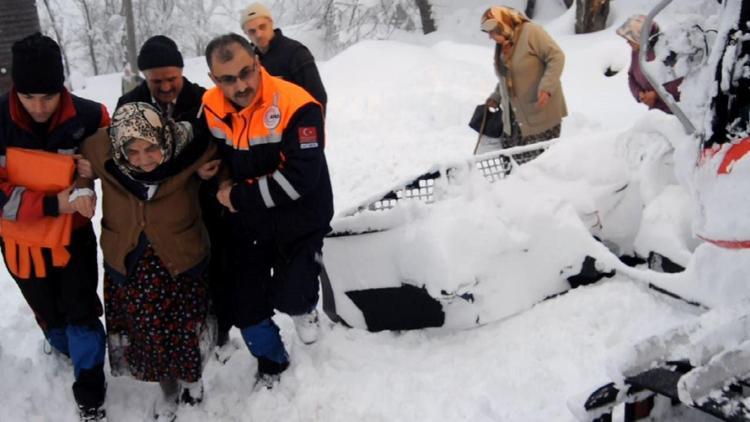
top-left (0, 0), bottom-right (734, 420)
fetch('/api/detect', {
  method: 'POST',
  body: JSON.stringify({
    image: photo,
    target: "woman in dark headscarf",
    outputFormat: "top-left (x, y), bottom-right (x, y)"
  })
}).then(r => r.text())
top-left (81, 102), bottom-right (217, 421)
top-left (616, 14), bottom-right (683, 114)
top-left (478, 6), bottom-right (567, 162)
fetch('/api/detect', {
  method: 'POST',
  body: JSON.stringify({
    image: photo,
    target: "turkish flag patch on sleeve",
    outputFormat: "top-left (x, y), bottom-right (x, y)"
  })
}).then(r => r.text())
top-left (298, 126), bottom-right (319, 149)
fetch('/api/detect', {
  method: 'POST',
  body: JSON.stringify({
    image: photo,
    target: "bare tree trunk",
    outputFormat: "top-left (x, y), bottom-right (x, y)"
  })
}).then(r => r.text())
top-left (0, 0), bottom-right (41, 94)
top-left (77, 0), bottom-right (100, 75)
top-left (414, 0), bottom-right (436, 34)
top-left (525, 0), bottom-right (537, 19)
top-left (40, 0), bottom-right (72, 80)
top-left (121, 0), bottom-right (140, 94)
top-left (575, 0), bottom-right (610, 34)
top-left (321, 0), bottom-right (336, 50)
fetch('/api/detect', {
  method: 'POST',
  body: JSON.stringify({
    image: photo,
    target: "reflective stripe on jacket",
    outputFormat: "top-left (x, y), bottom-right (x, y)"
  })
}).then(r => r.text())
top-left (0, 89), bottom-right (108, 278)
top-left (202, 66), bottom-right (333, 245)
top-left (0, 148), bottom-right (74, 278)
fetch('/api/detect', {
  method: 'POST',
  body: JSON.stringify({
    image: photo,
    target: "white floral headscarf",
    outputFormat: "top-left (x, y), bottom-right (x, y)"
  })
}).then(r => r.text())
top-left (109, 102), bottom-right (192, 179)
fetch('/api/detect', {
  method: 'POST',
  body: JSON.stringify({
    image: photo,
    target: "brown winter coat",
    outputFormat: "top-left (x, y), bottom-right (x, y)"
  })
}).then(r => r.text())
top-left (81, 128), bottom-right (215, 277)
top-left (491, 22), bottom-right (568, 137)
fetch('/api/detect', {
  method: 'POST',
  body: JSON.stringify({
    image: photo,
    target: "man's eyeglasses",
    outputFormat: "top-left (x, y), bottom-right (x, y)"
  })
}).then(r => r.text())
top-left (213, 62), bottom-right (258, 86)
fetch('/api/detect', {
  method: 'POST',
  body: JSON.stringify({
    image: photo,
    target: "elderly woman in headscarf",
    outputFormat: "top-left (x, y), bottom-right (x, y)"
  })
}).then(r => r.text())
top-left (616, 14), bottom-right (683, 114)
top-left (80, 102), bottom-right (217, 421)
top-left (478, 6), bottom-right (567, 162)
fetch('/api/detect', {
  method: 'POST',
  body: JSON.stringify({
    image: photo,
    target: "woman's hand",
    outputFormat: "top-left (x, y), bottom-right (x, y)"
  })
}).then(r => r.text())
top-left (639, 90), bottom-right (658, 107)
top-left (64, 186), bottom-right (96, 218)
top-left (197, 159), bottom-right (221, 180)
top-left (57, 186), bottom-right (75, 214)
top-left (74, 155), bottom-right (94, 178)
top-left (70, 195), bottom-right (96, 219)
top-left (217, 180), bottom-right (237, 213)
top-left (57, 186), bottom-right (96, 218)
top-left (536, 91), bottom-right (551, 109)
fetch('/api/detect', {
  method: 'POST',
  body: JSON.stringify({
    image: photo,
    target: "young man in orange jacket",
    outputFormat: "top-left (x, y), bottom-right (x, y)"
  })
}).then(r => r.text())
top-left (0, 33), bottom-right (108, 421)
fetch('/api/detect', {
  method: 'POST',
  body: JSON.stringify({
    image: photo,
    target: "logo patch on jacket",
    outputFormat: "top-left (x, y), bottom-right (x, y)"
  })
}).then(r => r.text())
top-left (298, 127), bottom-right (319, 149)
top-left (72, 127), bottom-right (85, 141)
top-left (263, 106), bottom-right (281, 129)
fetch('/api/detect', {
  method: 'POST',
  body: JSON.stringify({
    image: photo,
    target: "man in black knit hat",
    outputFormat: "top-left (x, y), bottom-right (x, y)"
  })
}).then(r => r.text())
top-left (0, 33), bottom-right (109, 421)
top-left (116, 35), bottom-right (236, 372)
top-left (118, 35), bottom-right (191, 117)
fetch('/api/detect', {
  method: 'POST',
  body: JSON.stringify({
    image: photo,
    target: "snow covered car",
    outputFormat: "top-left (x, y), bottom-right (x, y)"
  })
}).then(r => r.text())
top-left (321, 98), bottom-right (705, 332)
top-left (320, 135), bottom-right (675, 332)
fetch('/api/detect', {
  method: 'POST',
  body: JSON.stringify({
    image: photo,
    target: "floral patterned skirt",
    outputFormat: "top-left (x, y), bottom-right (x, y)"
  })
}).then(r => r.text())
top-left (474, 117), bottom-right (561, 163)
top-left (502, 122), bottom-right (561, 164)
top-left (104, 244), bottom-right (214, 382)
top-left (493, 107), bottom-right (561, 164)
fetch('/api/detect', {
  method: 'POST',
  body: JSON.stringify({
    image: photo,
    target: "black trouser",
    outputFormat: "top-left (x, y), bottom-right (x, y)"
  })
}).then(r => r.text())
top-left (208, 242), bottom-right (234, 337)
top-left (201, 182), bottom-right (234, 339)
top-left (3, 224), bottom-right (106, 408)
top-left (229, 234), bottom-right (323, 328)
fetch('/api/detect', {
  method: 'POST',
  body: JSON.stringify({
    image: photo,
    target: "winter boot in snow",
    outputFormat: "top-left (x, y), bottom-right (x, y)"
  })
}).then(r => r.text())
top-left (292, 309), bottom-right (320, 344)
top-left (154, 380), bottom-right (178, 421)
top-left (217, 329), bottom-right (230, 348)
top-left (78, 404), bottom-right (106, 422)
top-left (178, 380), bottom-right (204, 406)
top-left (241, 318), bottom-right (290, 390)
top-left (214, 336), bottom-right (242, 365)
top-left (153, 397), bottom-right (177, 422)
top-left (254, 357), bottom-right (290, 391)
top-left (255, 372), bottom-right (282, 390)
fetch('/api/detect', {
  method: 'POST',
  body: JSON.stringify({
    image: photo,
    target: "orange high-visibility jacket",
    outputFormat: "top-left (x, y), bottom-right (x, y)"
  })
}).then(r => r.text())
top-left (0, 147), bottom-right (74, 278)
top-left (203, 67), bottom-right (319, 151)
top-left (202, 66), bottom-right (333, 244)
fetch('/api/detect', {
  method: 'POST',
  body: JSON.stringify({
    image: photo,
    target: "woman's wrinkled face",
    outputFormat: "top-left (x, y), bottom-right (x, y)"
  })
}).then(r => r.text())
top-left (488, 30), bottom-right (508, 45)
top-left (125, 138), bottom-right (163, 172)
top-left (482, 18), bottom-right (510, 46)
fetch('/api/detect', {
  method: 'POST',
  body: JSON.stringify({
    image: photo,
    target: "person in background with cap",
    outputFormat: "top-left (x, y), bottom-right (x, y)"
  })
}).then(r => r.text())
top-left (0, 32), bottom-right (109, 421)
top-left (616, 15), bottom-right (683, 114)
top-left (116, 35), bottom-right (236, 359)
top-left (479, 6), bottom-right (567, 162)
top-left (240, 2), bottom-right (328, 110)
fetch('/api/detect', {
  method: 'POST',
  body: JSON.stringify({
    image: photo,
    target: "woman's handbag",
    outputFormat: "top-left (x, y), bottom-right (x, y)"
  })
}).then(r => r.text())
top-left (469, 104), bottom-right (503, 138)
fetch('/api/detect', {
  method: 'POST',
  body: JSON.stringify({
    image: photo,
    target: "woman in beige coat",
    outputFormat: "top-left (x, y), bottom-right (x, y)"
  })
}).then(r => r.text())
top-left (478, 6), bottom-right (567, 161)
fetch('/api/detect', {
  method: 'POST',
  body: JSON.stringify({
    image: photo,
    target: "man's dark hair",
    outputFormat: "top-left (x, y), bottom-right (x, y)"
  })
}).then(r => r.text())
top-left (205, 33), bottom-right (256, 69)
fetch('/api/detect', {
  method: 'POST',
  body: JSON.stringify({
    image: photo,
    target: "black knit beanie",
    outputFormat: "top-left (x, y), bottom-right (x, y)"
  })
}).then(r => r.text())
top-left (11, 33), bottom-right (65, 94)
top-left (137, 35), bottom-right (184, 71)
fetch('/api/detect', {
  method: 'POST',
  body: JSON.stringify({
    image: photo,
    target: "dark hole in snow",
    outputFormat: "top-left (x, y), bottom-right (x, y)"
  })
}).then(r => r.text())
top-left (604, 66), bottom-right (619, 77)
top-left (346, 284), bottom-right (445, 331)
